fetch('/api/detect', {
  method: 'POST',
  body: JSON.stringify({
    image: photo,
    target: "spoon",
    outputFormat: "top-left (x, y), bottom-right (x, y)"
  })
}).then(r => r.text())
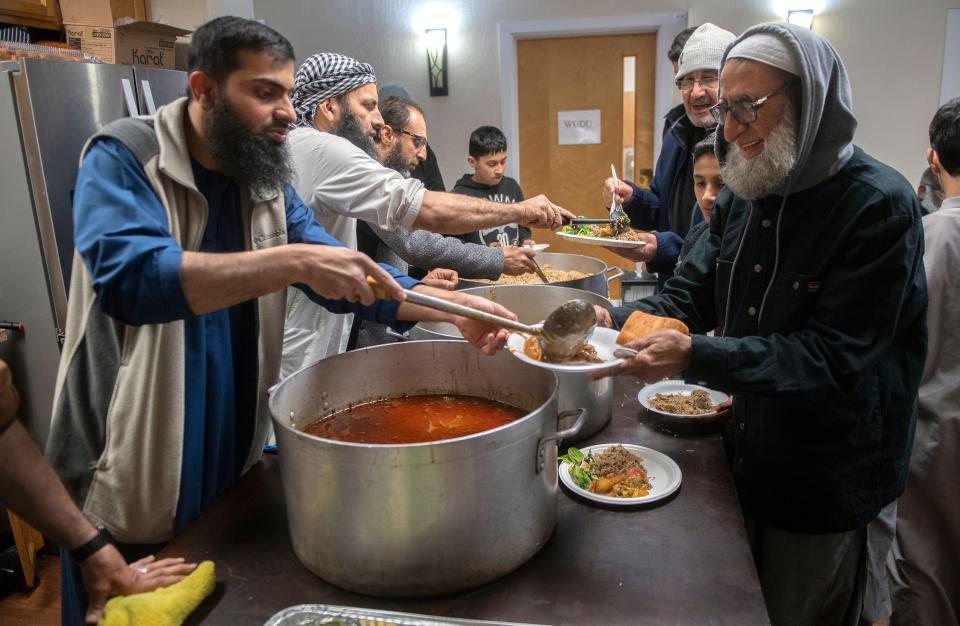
top-left (367, 278), bottom-right (595, 360)
top-left (529, 256), bottom-right (550, 284)
top-left (500, 232), bottom-right (549, 283)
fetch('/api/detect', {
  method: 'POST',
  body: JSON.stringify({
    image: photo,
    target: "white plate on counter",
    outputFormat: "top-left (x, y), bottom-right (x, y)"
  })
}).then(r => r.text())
top-left (506, 326), bottom-right (622, 373)
top-left (559, 443), bottom-right (682, 506)
top-left (556, 231), bottom-right (648, 249)
top-left (638, 380), bottom-right (729, 419)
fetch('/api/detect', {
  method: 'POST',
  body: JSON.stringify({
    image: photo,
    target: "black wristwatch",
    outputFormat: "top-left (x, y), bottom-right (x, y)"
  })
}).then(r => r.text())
top-left (70, 527), bottom-right (114, 563)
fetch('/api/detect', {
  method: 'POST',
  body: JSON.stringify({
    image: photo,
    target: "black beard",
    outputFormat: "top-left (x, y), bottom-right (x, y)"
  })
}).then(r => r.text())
top-left (381, 140), bottom-right (411, 177)
top-left (332, 107), bottom-right (378, 159)
top-left (205, 96), bottom-right (293, 194)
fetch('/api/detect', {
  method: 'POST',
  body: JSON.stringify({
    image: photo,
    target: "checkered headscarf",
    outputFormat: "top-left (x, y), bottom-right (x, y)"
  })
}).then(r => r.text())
top-left (293, 52), bottom-right (377, 126)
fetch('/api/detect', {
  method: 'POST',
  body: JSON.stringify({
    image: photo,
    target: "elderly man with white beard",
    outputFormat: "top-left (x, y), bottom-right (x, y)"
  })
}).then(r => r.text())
top-left (592, 23), bottom-right (927, 626)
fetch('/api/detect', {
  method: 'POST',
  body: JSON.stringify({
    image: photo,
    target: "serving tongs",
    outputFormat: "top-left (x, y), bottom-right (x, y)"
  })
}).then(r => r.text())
top-left (367, 277), bottom-right (596, 361)
top-left (560, 165), bottom-right (631, 237)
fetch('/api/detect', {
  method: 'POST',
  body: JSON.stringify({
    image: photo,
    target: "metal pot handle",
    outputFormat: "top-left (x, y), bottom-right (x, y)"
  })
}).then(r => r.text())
top-left (605, 266), bottom-right (625, 283)
top-left (385, 328), bottom-right (409, 341)
top-left (536, 408), bottom-right (587, 473)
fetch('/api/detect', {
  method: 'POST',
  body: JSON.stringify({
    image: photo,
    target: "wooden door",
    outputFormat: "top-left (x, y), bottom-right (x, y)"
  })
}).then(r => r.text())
top-left (517, 33), bottom-right (656, 299)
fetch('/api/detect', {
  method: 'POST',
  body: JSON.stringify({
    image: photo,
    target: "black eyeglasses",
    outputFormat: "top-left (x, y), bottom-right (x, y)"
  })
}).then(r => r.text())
top-left (675, 74), bottom-right (719, 92)
top-left (393, 127), bottom-right (428, 150)
top-left (709, 82), bottom-right (794, 126)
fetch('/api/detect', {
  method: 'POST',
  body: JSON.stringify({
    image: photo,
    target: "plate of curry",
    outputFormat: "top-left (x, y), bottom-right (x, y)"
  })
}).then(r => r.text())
top-left (506, 326), bottom-right (623, 373)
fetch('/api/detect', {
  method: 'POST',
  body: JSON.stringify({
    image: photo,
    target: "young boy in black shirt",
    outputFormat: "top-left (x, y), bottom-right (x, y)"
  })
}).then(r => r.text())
top-left (452, 126), bottom-right (535, 247)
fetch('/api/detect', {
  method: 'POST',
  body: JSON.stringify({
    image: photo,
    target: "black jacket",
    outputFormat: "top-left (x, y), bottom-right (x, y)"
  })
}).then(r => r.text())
top-left (625, 105), bottom-right (707, 239)
top-left (412, 143), bottom-right (445, 192)
top-left (450, 174), bottom-right (531, 245)
top-left (616, 23), bottom-right (929, 534)
top-left (616, 147), bottom-right (927, 533)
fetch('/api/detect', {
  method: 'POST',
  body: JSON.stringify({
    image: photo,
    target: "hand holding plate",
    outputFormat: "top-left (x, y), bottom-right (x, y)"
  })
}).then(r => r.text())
top-left (588, 329), bottom-right (692, 382)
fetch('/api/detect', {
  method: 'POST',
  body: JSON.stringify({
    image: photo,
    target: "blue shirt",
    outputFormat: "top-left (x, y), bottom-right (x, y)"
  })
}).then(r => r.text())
top-left (73, 139), bottom-right (420, 531)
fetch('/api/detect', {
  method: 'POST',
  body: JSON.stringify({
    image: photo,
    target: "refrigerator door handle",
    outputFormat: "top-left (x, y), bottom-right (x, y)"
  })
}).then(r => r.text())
top-left (140, 79), bottom-right (158, 115)
top-left (121, 78), bottom-right (138, 117)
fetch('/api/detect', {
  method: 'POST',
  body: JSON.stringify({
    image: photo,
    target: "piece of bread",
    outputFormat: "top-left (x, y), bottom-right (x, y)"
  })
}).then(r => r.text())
top-left (616, 311), bottom-right (689, 345)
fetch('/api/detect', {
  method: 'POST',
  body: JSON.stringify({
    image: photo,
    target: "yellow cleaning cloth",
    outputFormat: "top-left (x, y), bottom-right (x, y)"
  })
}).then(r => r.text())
top-left (99, 560), bottom-right (216, 626)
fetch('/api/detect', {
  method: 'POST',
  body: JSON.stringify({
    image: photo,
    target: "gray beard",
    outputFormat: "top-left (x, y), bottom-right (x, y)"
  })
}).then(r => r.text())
top-left (720, 106), bottom-right (798, 200)
top-left (920, 194), bottom-right (940, 213)
top-left (381, 141), bottom-right (411, 177)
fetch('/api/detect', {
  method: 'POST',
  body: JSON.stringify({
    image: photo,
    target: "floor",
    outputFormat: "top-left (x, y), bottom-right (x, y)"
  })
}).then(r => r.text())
top-left (0, 551), bottom-right (60, 625)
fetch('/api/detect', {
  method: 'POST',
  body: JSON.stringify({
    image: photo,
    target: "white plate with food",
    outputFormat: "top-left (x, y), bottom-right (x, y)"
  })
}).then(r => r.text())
top-left (506, 326), bottom-right (623, 373)
top-left (558, 443), bottom-right (682, 506)
top-left (556, 230), bottom-right (648, 249)
top-left (638, 380), bottom-right (729, 419)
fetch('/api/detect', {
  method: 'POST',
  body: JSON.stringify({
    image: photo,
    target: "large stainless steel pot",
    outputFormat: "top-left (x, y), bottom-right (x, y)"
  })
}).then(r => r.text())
top-left (269, 341), bottom-right (586, 597)
top-left (456, 252), bottom-right (624, 297)
top-left (409, 285), bottom-right (614, 442)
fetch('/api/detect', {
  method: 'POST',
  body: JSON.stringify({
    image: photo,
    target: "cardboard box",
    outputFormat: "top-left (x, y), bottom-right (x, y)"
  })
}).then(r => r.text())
top-left (59, 0), bottom-right (147, 27)
top-left (65, 21), bottom-right (190, 69)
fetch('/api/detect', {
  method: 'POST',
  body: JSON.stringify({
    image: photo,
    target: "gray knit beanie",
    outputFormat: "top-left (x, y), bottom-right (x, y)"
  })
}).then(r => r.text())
top-left (676, 23), bottom-right (736, 79)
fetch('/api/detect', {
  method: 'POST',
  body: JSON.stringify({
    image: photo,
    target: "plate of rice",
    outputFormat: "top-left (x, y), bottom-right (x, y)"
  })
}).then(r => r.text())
top-left (638, 380), bottom-right (729, 419)
top-left (558, 443), bottom-right (681, 506)
top-left (556, 230), bottom-right (648, 249)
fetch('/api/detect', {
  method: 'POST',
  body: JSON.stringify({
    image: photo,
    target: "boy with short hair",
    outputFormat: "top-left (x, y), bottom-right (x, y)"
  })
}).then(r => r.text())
top-left (677, 132), bottom-right (724, 267)
top-left (452, 126), bottom-right (534, 247)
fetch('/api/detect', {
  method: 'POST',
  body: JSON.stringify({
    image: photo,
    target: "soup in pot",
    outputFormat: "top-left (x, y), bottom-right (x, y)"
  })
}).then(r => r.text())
top-left (303, 394), bottom-right (527, 444)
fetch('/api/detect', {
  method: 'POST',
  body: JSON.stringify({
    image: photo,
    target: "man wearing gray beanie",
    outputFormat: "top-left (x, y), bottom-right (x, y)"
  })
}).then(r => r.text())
top-left (602, 22), bottom-right (735, 289)
top-left (597, 23), bottom-right (925, 626)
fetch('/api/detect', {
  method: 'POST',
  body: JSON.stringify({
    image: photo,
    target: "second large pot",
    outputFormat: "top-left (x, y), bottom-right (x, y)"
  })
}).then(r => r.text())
top-left (456, 252), bottom-right (624, 298)
top-left (269, 341), bottom-right (586, 597)
top-left (410, 285), bottom-right (614, 442)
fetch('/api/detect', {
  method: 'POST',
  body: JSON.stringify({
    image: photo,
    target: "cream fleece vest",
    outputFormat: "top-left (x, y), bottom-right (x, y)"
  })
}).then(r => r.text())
top-left (49, 98), bottom-right (288, 543)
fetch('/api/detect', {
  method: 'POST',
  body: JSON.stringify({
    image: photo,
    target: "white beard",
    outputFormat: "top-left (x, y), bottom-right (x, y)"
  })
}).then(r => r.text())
top-left (920, 194), bottom-right (939, 213)
top-left (720, 105), bottom-right (798, 200)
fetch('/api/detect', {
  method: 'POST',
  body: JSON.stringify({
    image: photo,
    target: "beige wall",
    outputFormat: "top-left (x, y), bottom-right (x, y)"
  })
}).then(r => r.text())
top-left (148, 0), bottom-right (253, 31)
top-left (251, 0), bottom-right (953, 190)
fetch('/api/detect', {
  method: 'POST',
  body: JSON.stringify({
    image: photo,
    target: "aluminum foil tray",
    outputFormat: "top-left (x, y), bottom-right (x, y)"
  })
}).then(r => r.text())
top-left (263, 604), bottom-right (548, 626)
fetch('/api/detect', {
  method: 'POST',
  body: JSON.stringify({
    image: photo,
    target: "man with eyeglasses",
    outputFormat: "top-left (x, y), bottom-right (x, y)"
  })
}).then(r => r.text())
top-left (593, 23), bottom-right (926, 626)
top-left (361, 97), bottom-right (535, 282)
top-left (602, 23), bottom-right (735, 289)
top-left (283, 53), bottom-right (566, 373)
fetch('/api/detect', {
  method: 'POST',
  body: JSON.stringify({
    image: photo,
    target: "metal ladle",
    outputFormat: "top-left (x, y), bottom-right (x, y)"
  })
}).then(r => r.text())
top-left (367, 278), bottom-right (596, 360)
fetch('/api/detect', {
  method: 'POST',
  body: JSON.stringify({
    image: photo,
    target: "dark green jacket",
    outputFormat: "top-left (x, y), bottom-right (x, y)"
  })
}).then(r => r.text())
top-left (613, 147), bottom-right (927, 533)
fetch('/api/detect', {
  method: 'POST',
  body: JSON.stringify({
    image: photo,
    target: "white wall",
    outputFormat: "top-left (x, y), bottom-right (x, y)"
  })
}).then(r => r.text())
top-left (253, 0), bottom-right (956, 190)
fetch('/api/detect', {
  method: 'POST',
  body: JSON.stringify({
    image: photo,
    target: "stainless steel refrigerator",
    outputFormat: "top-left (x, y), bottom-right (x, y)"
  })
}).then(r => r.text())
top-left (0, 58), bottom-right (187, 443)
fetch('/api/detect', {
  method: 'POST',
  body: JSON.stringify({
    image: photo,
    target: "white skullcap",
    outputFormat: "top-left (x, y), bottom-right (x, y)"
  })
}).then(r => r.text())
top-left (726, 32), bottom-right (800, 76)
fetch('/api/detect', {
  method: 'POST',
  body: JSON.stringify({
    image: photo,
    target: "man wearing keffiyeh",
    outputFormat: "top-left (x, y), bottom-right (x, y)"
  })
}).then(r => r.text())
top-left (281, 51), bottom-right (574, 375)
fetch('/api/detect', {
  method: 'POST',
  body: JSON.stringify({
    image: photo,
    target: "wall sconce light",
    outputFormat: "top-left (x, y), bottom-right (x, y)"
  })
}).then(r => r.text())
top-left (787, 9), bottom-right (814, 29)
top-left (426, 27), bottom-right (448, 96)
